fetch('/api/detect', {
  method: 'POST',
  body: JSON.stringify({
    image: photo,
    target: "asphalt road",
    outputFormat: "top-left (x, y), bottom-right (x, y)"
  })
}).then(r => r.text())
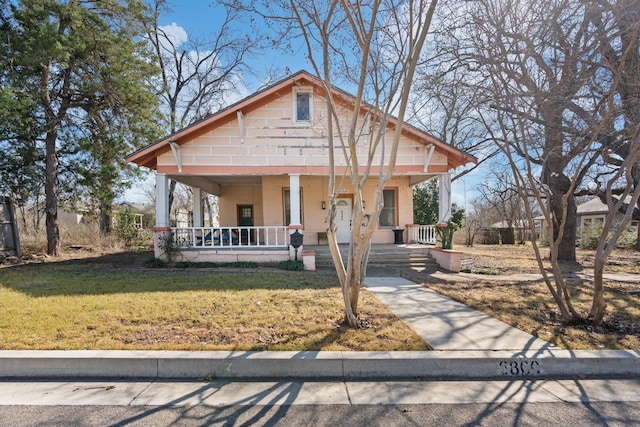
top-left (1, 379), bottom-right (639, 426)
top-left (1, 402), bottom-right (639, 426)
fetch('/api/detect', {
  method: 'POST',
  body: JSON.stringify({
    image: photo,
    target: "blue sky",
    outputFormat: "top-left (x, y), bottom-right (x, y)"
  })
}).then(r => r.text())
top-left (137, 0), bottom-right (479, 210)
top-left (158, 0), bottom-right (311, 91)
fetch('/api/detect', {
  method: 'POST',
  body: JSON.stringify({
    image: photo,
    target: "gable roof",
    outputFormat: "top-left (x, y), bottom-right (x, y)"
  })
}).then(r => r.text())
top-left (125, 70), bottom-right (477, 170)
top-left (578, 196), bottom-right (640, 219)
top-left (577, 197), bottom-right (610, 215)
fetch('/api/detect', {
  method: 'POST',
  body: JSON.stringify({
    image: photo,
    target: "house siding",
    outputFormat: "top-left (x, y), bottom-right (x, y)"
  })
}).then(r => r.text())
top-left (156, 88), bottom-right (447, 174)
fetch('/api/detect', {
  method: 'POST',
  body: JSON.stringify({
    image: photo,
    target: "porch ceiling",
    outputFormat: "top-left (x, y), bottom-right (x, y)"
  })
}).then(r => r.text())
top-left (168, 172), bottom-right (439, 195)
top-left (167, 175), bottom-right (262, 196)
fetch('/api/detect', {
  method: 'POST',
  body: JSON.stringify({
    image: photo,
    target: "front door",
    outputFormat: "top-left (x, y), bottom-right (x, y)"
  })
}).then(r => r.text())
top-left (237, 205), bottom-right (254, 244)
top-left (335, 198), bottom-right (352, 244)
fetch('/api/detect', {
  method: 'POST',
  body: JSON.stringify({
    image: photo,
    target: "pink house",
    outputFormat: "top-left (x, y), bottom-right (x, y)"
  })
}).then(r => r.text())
top-left (125, 71), bottom-right (475, 265)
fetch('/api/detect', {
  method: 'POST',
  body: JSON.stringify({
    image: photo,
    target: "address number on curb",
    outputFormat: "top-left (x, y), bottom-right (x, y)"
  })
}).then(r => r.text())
top-left (498, 359), bottom-right (543, 376)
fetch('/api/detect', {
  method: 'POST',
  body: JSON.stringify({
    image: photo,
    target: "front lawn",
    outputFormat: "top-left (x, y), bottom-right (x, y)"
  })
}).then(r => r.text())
top-left (0, 256), bottom-right (428, 351)
top-left (406, 244), bottom-right (640, 350)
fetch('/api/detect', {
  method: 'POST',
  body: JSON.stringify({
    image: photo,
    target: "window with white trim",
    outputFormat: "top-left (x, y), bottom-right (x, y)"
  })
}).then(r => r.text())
top-left (293, 87), bottom-right (312, 123)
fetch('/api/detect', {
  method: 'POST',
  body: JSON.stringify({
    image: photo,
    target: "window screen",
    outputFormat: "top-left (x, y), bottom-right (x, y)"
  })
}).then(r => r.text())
top-left (296, 92), bottom-right (311, 121)
top-left (379, 189), bottom-right (396, 227)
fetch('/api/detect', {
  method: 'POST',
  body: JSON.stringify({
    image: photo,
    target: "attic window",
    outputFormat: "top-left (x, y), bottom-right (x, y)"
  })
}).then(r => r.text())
top-left (293, 87), bottom-right (312, 123)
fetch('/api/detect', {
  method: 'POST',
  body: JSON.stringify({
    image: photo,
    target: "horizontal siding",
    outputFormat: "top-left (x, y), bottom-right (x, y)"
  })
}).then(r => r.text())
top-left (158, 91), bottom-right (449, 173)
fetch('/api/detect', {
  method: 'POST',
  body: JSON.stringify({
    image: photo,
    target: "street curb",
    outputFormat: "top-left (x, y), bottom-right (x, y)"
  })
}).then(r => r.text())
top-left (1, 350), bottom-right (638, 380)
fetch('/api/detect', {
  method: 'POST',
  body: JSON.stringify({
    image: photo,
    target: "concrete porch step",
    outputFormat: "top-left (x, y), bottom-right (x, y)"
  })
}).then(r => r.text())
top-left (310, 245), bottom-right (438, 271)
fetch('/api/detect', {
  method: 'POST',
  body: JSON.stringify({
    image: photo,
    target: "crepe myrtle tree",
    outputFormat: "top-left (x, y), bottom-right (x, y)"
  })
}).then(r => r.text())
top-left (233, 0), bottom-right (439, 327)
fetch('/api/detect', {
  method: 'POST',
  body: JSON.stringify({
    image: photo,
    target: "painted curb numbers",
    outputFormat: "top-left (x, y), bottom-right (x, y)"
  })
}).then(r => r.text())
top-left (498, 359), bottom-right (543, 376)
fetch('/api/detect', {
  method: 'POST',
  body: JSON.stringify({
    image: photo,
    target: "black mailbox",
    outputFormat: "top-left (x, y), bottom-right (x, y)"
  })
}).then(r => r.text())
top-left (290, 230), bottom-right (303, 260)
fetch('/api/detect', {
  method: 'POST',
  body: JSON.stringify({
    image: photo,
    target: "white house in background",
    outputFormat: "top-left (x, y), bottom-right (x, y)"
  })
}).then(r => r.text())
top-left (125, 70), bottom-right (476, 265)
top-left (577, 197), bottom-right (639, 233)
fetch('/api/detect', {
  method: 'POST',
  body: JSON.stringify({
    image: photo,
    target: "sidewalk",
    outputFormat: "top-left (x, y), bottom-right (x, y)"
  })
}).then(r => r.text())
top-left (364, 277), bottom-right (555, 351)
top-left (0, 276), bottom-right (638, 381)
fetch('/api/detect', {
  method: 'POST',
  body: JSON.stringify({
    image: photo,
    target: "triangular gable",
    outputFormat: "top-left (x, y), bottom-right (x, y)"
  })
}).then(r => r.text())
top-left (125, 70), bottom-right (476, 170)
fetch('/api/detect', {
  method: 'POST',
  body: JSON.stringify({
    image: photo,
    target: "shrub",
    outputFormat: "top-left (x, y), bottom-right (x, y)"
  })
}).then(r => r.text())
top-left (277, 260), bottom-right (304, 271)
top-left (435, 207), bottom-right (465, 249)
top-left (579, 224), bottom-right (603, 250)
top-left (144, 257), bottom-right (167, 268)
top-left (224, 261), bottom-right (258, 268)
top-left (114, 208), bottom-right (141, 248)
top-left (579, 223), bottom-right (637, 250)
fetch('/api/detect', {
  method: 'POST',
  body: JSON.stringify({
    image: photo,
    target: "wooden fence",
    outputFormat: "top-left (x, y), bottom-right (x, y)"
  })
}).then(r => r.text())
top-left (0, 196), bottom-right (21, 257)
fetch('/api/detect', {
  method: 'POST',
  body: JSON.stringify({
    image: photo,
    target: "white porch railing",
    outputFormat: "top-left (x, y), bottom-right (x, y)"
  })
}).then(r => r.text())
top-left (172, 226), bottom-right (290, 249)
top-left (407, 224), bottom-right (437, 245)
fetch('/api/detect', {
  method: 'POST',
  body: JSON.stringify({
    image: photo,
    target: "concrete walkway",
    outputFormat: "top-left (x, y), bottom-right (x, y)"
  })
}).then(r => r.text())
top-left (364, 277), bottom-right (557, 352)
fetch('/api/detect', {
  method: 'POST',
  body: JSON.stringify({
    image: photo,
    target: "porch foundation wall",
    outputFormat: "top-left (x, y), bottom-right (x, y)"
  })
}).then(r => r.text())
top-left (428, 247), bottom-right (464, 272)
top-left (177, 249), bottom-right (290, 264)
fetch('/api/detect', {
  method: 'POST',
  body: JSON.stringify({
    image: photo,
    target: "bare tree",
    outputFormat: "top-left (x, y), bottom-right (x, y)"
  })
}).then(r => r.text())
top-left (471, 0), bottom-right (610, 261)
top-left (477, 170), bottom-right (528, 244)
top-left (410, 0), bottom-right (501, 181)
top-left (146, 0), bottom-right (256, 213)
top-left (590, 0), bottom-right (640, 251)
top-left (237, 0), bottom-right (439, 327)
top-left (462, 198), bottom-right (491, 246)
top-left (420, 0), bottom-right (638, 325)
top-left (451, 0), bottom-right (612, 321)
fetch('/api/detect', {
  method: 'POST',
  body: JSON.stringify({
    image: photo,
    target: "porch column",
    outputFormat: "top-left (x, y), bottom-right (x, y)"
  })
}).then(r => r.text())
top-left (192, 187), bottom-right (203, 227)
top-left (155, 173), bottom-right (170, 227)
top-left (289, 173), bottom-right (301, 226)
top-left (438, 173), bottom-right (452, 224)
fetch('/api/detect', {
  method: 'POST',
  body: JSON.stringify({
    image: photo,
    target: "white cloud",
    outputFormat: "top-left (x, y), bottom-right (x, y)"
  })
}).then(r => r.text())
top-left (160, 22), bottom-right (188, 48)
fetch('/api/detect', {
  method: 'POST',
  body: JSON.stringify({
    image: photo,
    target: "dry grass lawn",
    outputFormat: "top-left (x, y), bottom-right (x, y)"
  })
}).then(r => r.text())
top-left (0, 252), bottom-right (428, 352)
top-left (405, 244), bottom-right (640, 350)
top-left (3, 242), bottom-right (638, 351)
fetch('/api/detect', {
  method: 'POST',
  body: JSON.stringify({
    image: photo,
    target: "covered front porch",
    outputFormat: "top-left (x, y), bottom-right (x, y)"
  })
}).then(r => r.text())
top-left (151, 171), bottom-right (452, 266)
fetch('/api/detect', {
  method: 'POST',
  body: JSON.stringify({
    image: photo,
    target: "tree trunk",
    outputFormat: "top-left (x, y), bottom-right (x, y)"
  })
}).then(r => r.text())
top-left (590, 255), bottom-right (607, 325)
top-left (45, 130), bottom-right (60, 256)
top-left (99, 203), bottom-right (112, 236)
top-left (346, 268), bottom-right (361, 327)
top-left (634, 166), bottom-right (640, 251)
top-left (549, 184), bottom-right (577, 262)
top-left (542, 113), bottom-right (577, 262)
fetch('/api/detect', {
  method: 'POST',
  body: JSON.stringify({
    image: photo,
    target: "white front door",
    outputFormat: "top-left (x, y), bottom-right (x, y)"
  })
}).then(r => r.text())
top-left (335, 198), bottom-right (352, 244)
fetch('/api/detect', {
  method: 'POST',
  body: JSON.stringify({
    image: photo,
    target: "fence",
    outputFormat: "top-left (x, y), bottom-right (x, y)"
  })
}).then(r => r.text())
top-left (0, 196), bottom-right (21, 257)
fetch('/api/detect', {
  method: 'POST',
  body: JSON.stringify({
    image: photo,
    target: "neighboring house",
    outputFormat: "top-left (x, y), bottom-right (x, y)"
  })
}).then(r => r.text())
top-left (576, 197), bottom-right (639, 235)
top-left (58, 209), bottom-right (85, 225)
top-left (125, 70), bottom-right (476, 264)
top-left (485, 219), bottom-right (534, 244)
top-left (534, 197), bottom-right (639, 244)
